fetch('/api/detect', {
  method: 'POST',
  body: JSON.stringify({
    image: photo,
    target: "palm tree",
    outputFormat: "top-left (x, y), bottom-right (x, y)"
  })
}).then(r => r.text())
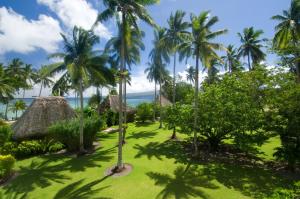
top-left (0, 64), bottom-right (15, 120)
top-left (179, 11), bottom-right (227, 155)
top-left (163, 10), bottom-right (190, 139)
top-left (105, 18), bottom-right (145, 145)
top-left (238, 27), bottom-right (266, 70)
top-left (47, 26), bottom-right (114, 153)
top-left (96, 0), bottom-right (157, 171)
top-left (6, 58), bottom-right (27, 93)
top-left (22, 64), bottom-right (36, 99)
top-left (186, 66), bottom-right (196, 84)
top-left (222, 45), bottom-right (242, 73)
top-left (35, 66), bottom-right (54, 97)
top-left (272, 0), bottom-right (300, 80)
top-left (205, 59), bottom-right (221, 85)
top-left (10, 100), bottom-right (26, 119)
top-left (148, 27), bottom-right (170, 128)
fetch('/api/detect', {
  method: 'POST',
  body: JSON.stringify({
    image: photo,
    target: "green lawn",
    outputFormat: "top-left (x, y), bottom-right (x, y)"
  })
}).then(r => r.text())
top-left (0, 123), bottom-right (298, 199)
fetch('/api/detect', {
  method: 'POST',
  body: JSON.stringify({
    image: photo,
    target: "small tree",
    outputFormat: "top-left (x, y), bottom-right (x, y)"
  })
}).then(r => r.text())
top-left (135, 103), bottom-right (154, 123)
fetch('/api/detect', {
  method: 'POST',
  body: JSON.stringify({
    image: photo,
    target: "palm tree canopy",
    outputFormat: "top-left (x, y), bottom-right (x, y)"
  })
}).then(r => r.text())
top-left (186, 66), bottom-right (196, 83)
top-left (222, 45), bottom-right (242, 72)
top-left (149, 27), bottom-right (170, 66)
top-left (237, 27), bottom-right (266, 67)
top-left (272, 0), bottom-right (300, 49)
top-left (0, 64), bottom-right (15, 102)
top-left (179, 11), bottom-right (228, 69)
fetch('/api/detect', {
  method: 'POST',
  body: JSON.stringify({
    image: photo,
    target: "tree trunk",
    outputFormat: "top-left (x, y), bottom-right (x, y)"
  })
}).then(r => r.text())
top-left (5, 102), bottom-right (9, 120)
top-left (117, 12), bottom-right (125, 170)
top-left (153, 81), bottom-right (157, 121)
top-left (39, 83), bottom-right (43, 97)
top-left (122, 72), bottom-right (127, 145)
top-left (79, 80), bottom-right (84, 153)
top-left (23, 89), bottom-right (25, 99)
top-left (15, 110), bottom-right (17, 120)
top-left (159, 81), bottom-right (162, 129)
top-left (247, 51), bottom-right (251, 71)
top-left (171, 52), bottom-right (177, 139)
top-left (193, 52), bottom-right (200, 156)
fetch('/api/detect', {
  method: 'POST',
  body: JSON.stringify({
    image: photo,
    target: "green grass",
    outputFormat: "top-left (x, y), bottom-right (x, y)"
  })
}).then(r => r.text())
top-left (0, 123), bottom-right (298, 199)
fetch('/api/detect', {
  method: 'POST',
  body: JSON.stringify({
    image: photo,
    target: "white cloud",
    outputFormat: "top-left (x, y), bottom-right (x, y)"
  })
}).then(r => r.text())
top-left (127, 69), bottom-right (155, 93)
top-left (0, 7), bottom-right (62, 54)
top-left (37, 0), bottom-right (111, 39)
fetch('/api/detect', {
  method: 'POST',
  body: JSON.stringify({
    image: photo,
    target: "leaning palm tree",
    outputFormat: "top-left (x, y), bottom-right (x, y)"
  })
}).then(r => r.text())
top-left (238, 27), bottom-right (266, 70)
top-left (179, 11), bottom-right (227, 155)
top-left (186, 66), bottom-right (196, 84)
top-left (47, 26), bottom-right (113, 153)
top-left (162, 10), bottom-right (189, 138)
top-left (95, 0), bottom-right (157, 171)
top-left (272, 0), bottom-right (300, 80)
top-left (35, 66), bottom-right (54, 97)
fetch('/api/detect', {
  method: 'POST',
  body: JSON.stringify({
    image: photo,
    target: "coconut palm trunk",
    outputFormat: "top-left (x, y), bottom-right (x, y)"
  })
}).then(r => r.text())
top-left (159, 80), bottom-right (163, 128)
top-left (79, 79), bottom-right (84, 153)
top-left (117, 12), bottom-right (126, 170)
top-left (154, 81), bottom-right (157, 121)
top-left (171, 52), bottom-right (177, 139)
top-left (247, 51), bottom-right (251, 71)
top-left (122, 74), bottom-right (127, 145)
top-left (5, 102), bottom-right (9, 120)
top-left (39, 83), bottom-right (43, 97)
top-left (193, 52), bottom-right (199, 156)
top-left (23, 89), bottom-right (26, 99)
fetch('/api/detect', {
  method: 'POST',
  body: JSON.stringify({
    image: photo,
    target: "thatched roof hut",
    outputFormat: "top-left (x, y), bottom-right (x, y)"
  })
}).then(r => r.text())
top-left (98, 95), bottom-right (135, 114)
top-left (12, 97), bottom-right (76, 140)
top-left (157, 95), bottom-right (172, 107)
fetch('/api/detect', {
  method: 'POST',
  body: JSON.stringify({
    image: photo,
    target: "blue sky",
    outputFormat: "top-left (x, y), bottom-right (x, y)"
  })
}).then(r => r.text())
top-left (0, 0), bottom-right (290, 96)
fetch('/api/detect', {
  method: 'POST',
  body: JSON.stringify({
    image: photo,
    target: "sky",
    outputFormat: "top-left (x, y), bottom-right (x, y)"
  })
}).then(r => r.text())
top-left (0, 0), bottom-right (290, 97)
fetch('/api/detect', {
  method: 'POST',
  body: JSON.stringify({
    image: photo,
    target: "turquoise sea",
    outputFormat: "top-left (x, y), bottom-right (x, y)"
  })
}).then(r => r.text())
top-left (0, 93), bottom-right (154, 120)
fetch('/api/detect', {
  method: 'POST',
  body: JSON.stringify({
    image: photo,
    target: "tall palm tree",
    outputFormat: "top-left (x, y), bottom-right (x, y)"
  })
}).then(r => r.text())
top-left (47, 26), bottom-right (114, 153)
top-left (222, 45), bottom-right (242, 73)
top-left (238, 27), bottom-right (266, 70)
top-left (10, 100), bottom-right (26, 119)
top-left (163, 10), bottom-right (190, 139)
top-left (96, 0), bottom-right (157, 171)
top-left (35, 66), bottom-right (54, 97)
top-left (180, 11), bottom-right (227, 155)
top-left (186, 66), bottom-right (196, 84)
top-left (22, 64), bottom-right (36, 99)
top-left (272, 0), bottom-right (300, 80)
top-left (205, 59), bottom-right (221, 85)
top-left (6, 58), bottom-right (27, 93)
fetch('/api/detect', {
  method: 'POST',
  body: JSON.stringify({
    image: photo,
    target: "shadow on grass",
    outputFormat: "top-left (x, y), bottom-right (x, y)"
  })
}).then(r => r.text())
top-left (135, 121), bottom-right (154, 127)
top-left (147, 164), bottom-right (218, 199)
top-left (201, 162), bottom-right (298, 199)
top-left (54, 176), bottom-right (111, 199)
top-left (134, 140), bottom-right (189, 163)
top-left (127, 131), bottom-right (157, 140)
top-left (0, 192), bottom-right (27, 199)
top-left (3, 147), bottom-right (115, 195)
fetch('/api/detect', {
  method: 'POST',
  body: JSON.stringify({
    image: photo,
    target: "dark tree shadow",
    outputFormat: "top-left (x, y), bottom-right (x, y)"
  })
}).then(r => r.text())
top-left (0, 192), bottom-right (27, 199)
top-left (54, 176), bottom-right (111, 199)
top-left (127, 131), bottom-right (157, 140)
top-left (3, 160), bottom-right (70, 194)
top-left (201, 162), bottom-right (299, 199)
top-left (134, 140), bottom-right (189, 163)
top-left (147, 164), bottom-right (218, 199)
top-left (135, 122), bottom-right (154, 127)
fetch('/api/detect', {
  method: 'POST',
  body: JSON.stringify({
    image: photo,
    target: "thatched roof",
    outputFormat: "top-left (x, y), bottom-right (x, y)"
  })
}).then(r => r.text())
top-left (12, 97), bottom-right (75, 140)
top-left (109, 95), bottom-right (135, 113)
top-left (157, 95), bottom-right (172, 107)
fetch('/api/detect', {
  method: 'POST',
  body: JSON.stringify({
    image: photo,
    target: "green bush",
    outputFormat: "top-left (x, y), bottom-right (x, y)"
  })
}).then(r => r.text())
top-left (0, 120), bottom-right (7, 126)
top-left (0, 125), bottom-right (12, 145)
top-left (106, 109), bottom-right (118, 127)
top-left (0, 140), bottom-right (64, 159)
top-left (135, 103), bottom-right (154, 123)
top-left (48, 116), bottom-right (104, 152)
top-left (0, 155), bottom-right (15, 179)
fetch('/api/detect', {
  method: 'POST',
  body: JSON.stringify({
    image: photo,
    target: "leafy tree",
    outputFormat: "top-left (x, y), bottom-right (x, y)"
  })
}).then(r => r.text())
top-left (135, 102), bottom-right (154, 123)
top-left (238, 27), bottom-right (266, 70)
top-left (47, 26), bottom-right (113, 153)
top-left (179, 11), bottom-right (227, 154)
top-left (96, 0), bottom-right (157, 170)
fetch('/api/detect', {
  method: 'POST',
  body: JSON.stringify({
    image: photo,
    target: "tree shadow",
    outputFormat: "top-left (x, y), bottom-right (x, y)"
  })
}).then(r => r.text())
top-left (134, 140), bottom-right (189, 163)
top-left (201, 162), bottom-right (299, 198)
top-left (3, 160), bottom-right (70, 194)
top-left (127, 131), bottom-right (157, 140)
top-left (147, 164), bottom-right (218, 199)
top-left (0, 192), bottom-right (27, 199)
top-left (54, 176), bottom-right (112, 199)
top-left (135, 122), bottom-right (154, 127)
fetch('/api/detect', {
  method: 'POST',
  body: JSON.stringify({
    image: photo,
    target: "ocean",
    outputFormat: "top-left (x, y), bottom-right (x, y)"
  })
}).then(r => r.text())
top-left (0, 93), bottom-right (154, 120)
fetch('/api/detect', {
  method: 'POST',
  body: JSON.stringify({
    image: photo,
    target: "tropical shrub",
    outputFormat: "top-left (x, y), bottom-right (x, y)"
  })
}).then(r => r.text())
top-left (0, 140), bottom-right (64, 159)
top-left (48, 116), bottom-right (104, 152)
top-left (0, 125), bottom-right (12, 145)
top-left (135, 102), bottom-right (154, 123)
top-left (162, 81), bottom-right (194, 104)
top-left (105, 110), bottom-right (118, 127)
top-left (0, 155), bottom-right (15, 179)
